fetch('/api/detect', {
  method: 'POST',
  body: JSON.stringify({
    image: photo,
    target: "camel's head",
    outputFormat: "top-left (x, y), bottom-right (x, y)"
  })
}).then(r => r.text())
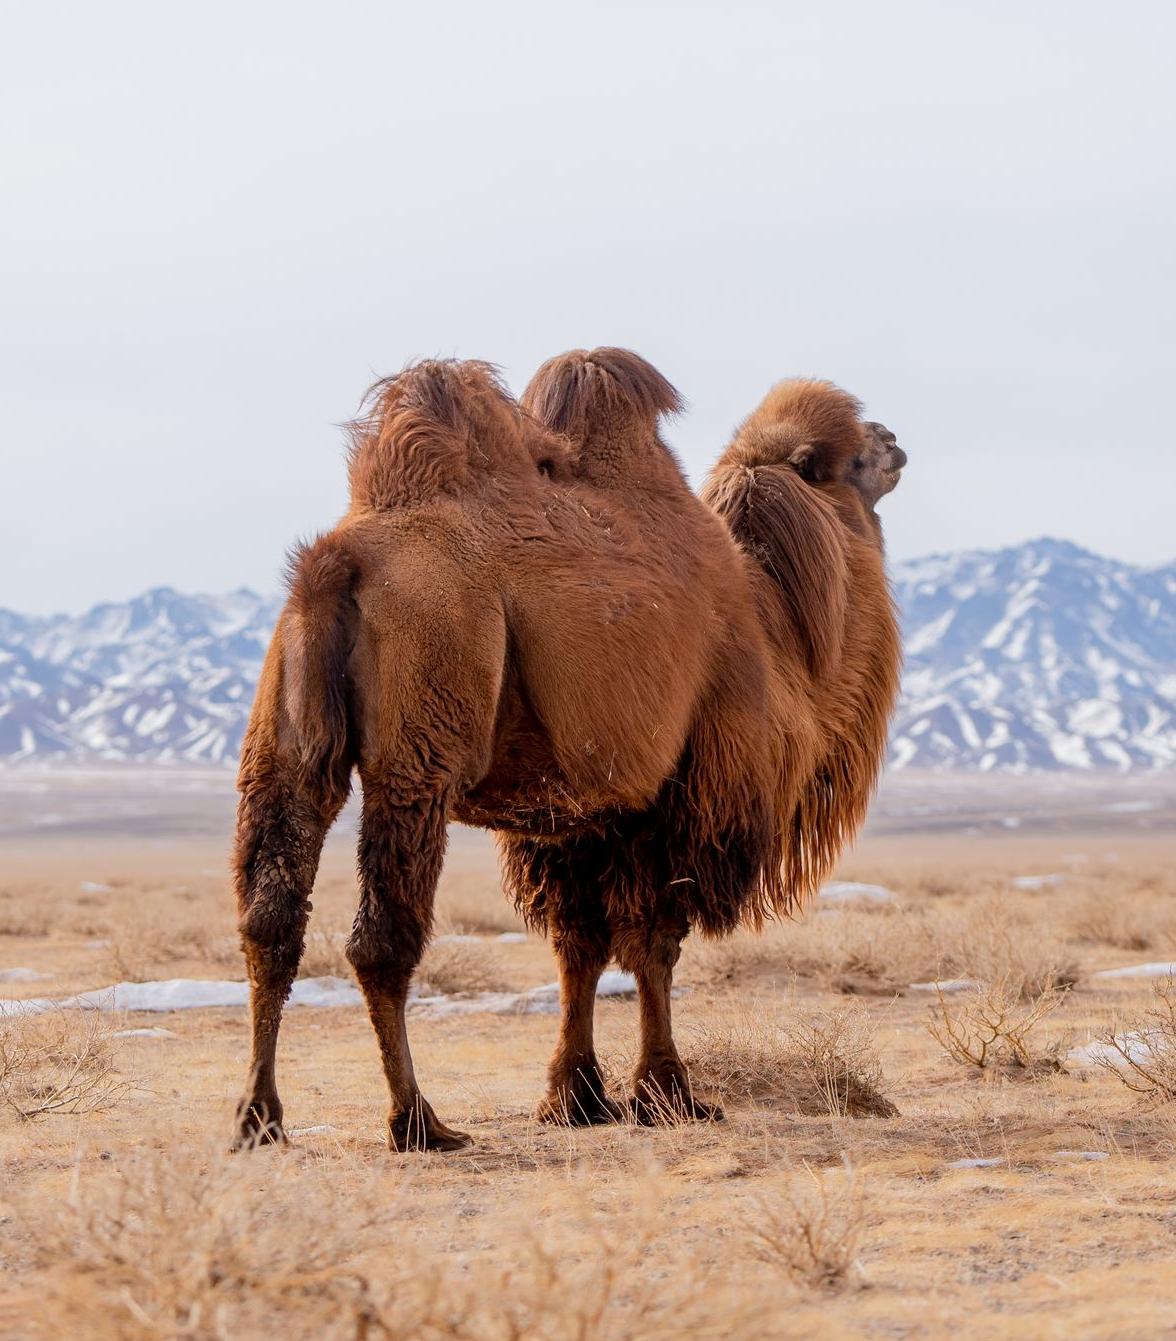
top-left (849, 421), bottom-right (907, 508)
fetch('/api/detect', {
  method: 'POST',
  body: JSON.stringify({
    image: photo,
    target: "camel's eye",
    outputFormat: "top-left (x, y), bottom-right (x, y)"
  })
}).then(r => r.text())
top-left (851, 456), bottom-right (864, 470)
top-left (537, 458), bottom-right (555, 477)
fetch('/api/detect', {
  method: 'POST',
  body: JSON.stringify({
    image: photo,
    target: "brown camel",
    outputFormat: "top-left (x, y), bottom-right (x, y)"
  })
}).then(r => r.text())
top-left (231, 349), bottom-right (904, 1151)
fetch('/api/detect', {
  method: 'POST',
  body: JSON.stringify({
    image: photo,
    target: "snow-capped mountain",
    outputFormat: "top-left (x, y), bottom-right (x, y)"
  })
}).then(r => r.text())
top-left (0, 588), bottom-right (279, 764)
top-left (890, 539), bottom-right (1176, 771)
top-left (1, 539), bottom-right (1173, 770)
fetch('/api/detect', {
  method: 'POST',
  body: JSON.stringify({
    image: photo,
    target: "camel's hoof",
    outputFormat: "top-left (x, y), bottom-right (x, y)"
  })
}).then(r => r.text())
top-left (388, 1100), bottom-right (472, 1153)
top-left (629, 1075), bottom-right (725, 1126)
top-left (534, 1087), bottom-right (625, 1127)
top-left (231, 1101), bottom-right (287, 1151)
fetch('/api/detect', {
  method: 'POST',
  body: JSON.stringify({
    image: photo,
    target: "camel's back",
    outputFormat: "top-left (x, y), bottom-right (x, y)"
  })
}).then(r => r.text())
top-left (492, 472), bottom-right (759, 815)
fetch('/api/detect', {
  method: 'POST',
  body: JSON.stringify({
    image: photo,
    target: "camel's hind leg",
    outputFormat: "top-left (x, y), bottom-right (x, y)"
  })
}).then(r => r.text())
top-left (347, 777), bottom-right (470, 1152)
top-left (233, 773), bottom-right (343, 1148)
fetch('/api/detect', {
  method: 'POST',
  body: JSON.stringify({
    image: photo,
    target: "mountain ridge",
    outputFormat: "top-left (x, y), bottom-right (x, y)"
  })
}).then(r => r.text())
top-left (2, 539), bottom-right (1172, 771)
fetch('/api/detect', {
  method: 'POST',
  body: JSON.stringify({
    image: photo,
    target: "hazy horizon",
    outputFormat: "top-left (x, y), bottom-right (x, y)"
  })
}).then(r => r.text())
top-left (3, 1), bottom-right (1174, 614)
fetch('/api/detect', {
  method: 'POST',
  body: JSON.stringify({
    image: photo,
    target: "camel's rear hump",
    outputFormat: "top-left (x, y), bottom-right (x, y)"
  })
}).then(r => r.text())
top-left (346, 359), bottom-right (554, 511)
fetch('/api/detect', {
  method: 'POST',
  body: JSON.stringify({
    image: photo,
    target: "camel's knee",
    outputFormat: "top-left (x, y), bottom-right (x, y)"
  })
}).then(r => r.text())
top-left (235, 828), bottom-right (317, 983)
top-left (239, 897), bottom-right (307, 978)
top-left (233, 774), bottom-right (335, 970)
top-left (612, 914), bottom-right (688, 976)
top-left (345, 904), bottom-right (428, 987)
top-left (551, 916), bottom-right (612, 973)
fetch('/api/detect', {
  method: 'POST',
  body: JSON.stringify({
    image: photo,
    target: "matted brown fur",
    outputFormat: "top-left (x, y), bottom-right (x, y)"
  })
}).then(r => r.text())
top-left (230, 351), bottom-right (904, 1151)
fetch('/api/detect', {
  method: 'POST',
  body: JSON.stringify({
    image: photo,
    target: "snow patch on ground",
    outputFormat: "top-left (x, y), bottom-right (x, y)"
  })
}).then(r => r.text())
top-left (1092, 962), bottom-right (1176, 980)
top-left (0, 967), bottom-right (50, 983)
top-left (0, 970), bottom-right (643, 1020)
top-left (910, 978), bottom-right (980, 994)
top-left (113, 1026), bottom-right (177, 1039)
top-left (1012, 874), bottom-right (1062, 890)
top-left (819, 881), bottom-right (898, 905)
top-left (79, 881), bottom-right (112, 893)
top-left (434, 931), bottom-right (527, 945)
top-left (945, 1157), bottom-right (1005, 1169)
top-left (1070, 1031), bottom-right (1163, 1068)
top-left (0, 976), bottom-right (363, 1017)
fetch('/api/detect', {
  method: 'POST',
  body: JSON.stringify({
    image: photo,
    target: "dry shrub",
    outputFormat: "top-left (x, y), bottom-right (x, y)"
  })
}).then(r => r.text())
top-left (99, 924), bottom-right (171, 982)
top-left (417, 940), bottom-right (508, 996)
top-left (746, 1162), bottom-right (867, 1291)
top-left (682, 932), bottom-right (785, 988)
top-left (686, 1004), bottom-right (897, 1118)
top-left (1097, 977), bottom-right (1176, 1102)
top-left (684, 906), bottom-right (948, 992)
top-left (1067, 891), bottom-right (1170, 953)
top-left (927, 978), bottom-right (1066, 1073)
top-left (298, 924), bottom-right (352, 978)
top-left (951, 897), bottom-right (1080, 999)
top-left (0, 1008), bottom-right (133, 1119)
top-left (0, 895), bottom-right (53, 938)
top-left (436, 880), bottom-right (522, 936)
top-left (99, 915), bottom-right (239, 982)
top-left (11, 1151), bottom-right (422, 1341)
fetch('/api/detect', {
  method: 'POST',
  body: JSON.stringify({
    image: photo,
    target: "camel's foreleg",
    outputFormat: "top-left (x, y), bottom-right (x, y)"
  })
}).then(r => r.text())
top-left (503, 834), bottom-right (622, 1126)
top-left (348, 780), bottom-right (469, 1152)
top-left (535, 925), bottom-right (621, 1126)
top-left (615, 907), bottom-right (724, 1124)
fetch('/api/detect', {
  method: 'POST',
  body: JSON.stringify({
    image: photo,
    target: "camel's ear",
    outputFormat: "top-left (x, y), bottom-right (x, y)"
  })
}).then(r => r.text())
top-left (787, 443), bottom-right (818, 481)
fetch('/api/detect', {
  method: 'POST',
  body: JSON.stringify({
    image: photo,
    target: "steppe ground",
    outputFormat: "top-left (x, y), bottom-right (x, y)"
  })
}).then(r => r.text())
top-left (0, 769), bottom-right (1174, 1339)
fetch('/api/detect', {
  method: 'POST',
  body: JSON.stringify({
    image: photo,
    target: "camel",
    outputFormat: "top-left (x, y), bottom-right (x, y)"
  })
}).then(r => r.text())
top-left (231, 349), bottom-right (905, 1152)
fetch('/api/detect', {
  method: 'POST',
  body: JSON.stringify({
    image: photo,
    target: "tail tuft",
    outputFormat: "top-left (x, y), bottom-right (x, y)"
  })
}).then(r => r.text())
top-left (282, 536), bottom-right (358, 805)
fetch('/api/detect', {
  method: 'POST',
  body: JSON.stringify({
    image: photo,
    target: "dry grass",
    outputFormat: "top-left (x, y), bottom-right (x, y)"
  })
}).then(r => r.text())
top-left (745, 1162), bottom-right (868, 1291)
top-left (298, 924), bottom-right (351, 978)
top-left (6, 1150), bottom-right (749, 1341)
top-left (682, 905), bottom-right (948, 993)
top-left (685, 1003), bottom-right (897, 1117)
top-left (0, 1008), bottom-right (134, 1119)
top-left (436, 880), bottom-right (523, 936)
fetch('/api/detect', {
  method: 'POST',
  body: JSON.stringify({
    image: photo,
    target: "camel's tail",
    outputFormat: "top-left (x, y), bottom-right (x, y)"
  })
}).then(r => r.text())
top-left (280, 534), bottom-right (358, 807)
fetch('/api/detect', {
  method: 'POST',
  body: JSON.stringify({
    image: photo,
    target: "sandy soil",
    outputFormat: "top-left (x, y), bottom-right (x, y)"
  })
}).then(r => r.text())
top-left (0, 769), bottom-right (1173, 1339)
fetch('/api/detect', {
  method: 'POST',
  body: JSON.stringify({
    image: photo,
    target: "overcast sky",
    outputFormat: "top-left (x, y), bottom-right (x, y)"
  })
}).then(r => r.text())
top-left (2, 1), bottom-right (1173, 613)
